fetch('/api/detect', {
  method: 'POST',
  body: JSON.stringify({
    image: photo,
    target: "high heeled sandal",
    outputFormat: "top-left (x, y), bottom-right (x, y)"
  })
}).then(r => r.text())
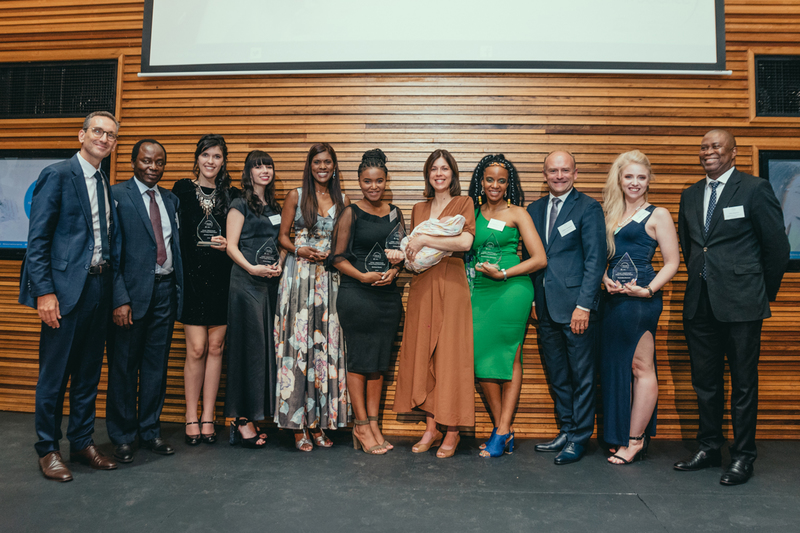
top-left (479, 428), bottom-right (498, 451)
top-left (368, 416), bottom-right (392, 450)
top-left (309, 428), bottom-right (333, 448)
top-left (480, 430), bottom-right (514, 458)
top-left (229, 418), bottom-right (267, 449)
top-left (609, 433), bottom-right (646, 465)
top-left (411, 430), bottom-right (443, 453)
top-left (200, 421), bottom-right (217, 444)
top-left (295, 429), bottom-right (313, 452)
top-left (185, 421), bottom-right (201, 446)
top-left (436, 433), bottom-right (461, 459)
top-left (352, 420), bottom-right (387, 455)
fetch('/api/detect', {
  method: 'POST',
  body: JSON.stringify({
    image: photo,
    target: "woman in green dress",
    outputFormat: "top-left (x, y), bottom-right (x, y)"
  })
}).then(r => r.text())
top-left (467, 154), bottom-right (547, 457)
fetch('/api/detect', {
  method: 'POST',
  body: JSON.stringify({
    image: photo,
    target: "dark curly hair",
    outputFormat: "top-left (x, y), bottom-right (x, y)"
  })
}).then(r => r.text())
top-left (358, 148), bottom-right (388, 177)
top-left (467, 153), bottom-right (524, 209)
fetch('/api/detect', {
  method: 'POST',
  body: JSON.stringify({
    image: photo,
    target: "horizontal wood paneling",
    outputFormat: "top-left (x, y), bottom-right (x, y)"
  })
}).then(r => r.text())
top-left (0, 1), bottom-right (798, 441)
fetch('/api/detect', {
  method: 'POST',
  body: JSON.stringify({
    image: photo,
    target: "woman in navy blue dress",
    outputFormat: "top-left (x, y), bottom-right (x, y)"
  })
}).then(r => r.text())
top-left (600, 150), bottom-right (679, 465)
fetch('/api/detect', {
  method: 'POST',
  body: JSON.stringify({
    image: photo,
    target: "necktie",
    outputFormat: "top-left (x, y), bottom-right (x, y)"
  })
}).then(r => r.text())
top-left (705, 181), bottom-right (719, 234)
top-left (547, 197), bottom-right (561, 243)
top-left (702, 181), bottom-right (720, 279)
top-left (146, 190), bottom-right (167, 266)
top-left (94, 171), bottom-right (110, 262)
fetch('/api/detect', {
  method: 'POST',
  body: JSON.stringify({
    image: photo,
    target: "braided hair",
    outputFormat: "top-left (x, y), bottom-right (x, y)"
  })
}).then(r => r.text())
top-left (467, 153), bottom-right (524, 209)
top-left (358, 148), bottom-right (389, 177)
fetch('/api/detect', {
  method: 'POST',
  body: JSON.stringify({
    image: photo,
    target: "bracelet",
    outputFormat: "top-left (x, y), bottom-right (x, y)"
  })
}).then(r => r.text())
top-left (502, 269), bottom-right (507, 281)
top-left (644, 285), bottom-right (654, 298)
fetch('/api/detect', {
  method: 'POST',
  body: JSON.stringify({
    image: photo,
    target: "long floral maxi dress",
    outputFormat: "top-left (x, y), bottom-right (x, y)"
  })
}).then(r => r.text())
top-left (274, 188), bottom-right (349, 429)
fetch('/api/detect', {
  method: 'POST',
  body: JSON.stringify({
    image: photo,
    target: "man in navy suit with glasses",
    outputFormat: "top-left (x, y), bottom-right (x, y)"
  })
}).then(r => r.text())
top-left (20, 111), bottom-right (122, 481)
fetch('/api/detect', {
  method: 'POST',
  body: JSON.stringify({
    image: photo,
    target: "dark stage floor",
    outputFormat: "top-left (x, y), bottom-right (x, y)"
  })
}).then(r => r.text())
top-left (2, 411), bottom-right (798, 532)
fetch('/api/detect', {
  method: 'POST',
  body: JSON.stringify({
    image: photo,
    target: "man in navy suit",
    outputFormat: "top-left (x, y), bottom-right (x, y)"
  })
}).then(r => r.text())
top-left (674, 130), bottom-right (789, 485)
top-left (20, 111), bottom-right (122, 481)
top-left (106, 139), bottom-right (183, 463)
top-left (524, 151), bottom-right (607, 465)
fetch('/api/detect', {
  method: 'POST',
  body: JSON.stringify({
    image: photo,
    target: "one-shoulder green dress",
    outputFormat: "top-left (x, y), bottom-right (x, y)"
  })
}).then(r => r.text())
top-left (468, 211), bottom-right (534, 380)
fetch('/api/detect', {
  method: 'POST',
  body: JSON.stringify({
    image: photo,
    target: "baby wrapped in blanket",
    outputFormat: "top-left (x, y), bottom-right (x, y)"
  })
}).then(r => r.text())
top-left (400, 214), bottom-right (466, 273)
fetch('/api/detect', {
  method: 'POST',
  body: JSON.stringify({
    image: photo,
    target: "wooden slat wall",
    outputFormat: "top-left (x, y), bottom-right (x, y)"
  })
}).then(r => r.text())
top-left (1, 1), bottom-right (798, 440)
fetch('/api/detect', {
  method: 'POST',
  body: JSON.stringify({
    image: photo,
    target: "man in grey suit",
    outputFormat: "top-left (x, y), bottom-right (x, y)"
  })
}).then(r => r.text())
top-left (107, 139), bottom-right (183, 463)
top-left (524, 151), bottom-right (607, 465)
top-left (20, 111), bottom-right (121, 481)
top-left (675, 129), bottom-right (789, 485)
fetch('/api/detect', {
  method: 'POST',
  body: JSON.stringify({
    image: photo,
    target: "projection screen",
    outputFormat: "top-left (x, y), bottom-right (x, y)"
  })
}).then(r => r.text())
top-left (140, 0), bottom-right (727, 76)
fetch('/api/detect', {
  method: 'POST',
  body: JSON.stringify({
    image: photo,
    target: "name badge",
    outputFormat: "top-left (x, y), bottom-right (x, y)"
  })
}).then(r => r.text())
top-left (632, 209), bottom-right (651, 223)
top-left (723, 206), bottom-right (745, 220)
top-left (487, 218), bottom-right (506, 231)
top-left (558, 220), bottom-right (576, 237)
top-left (268, 214), bottom-right (282, 225)
top-left (389, 209), bottom-right (398, 222)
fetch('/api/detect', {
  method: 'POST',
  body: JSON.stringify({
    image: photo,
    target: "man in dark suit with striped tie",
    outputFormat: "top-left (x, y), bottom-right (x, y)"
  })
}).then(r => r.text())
top-left (20, 111), bottom-right (122, 481)
top-left (106, 139), bottom-right (183, 463)
top-left (675, 129), bottom-right (789, 485)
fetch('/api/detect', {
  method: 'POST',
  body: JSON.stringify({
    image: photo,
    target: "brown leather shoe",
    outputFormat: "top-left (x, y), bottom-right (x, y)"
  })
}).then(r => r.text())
top-left (70, 444), bottom-right (118, 470)
top-left (39, 451), bottom-right (73, 482)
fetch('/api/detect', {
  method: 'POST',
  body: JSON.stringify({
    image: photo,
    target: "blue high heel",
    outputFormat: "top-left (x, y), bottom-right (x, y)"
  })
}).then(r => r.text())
top-left (481, 430), bottom-right (514, 458)
top-left (479, 427), bottom-right (498, 451)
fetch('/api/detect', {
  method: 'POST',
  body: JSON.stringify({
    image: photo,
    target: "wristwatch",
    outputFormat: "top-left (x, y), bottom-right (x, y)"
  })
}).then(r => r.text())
top-left (644, 285), bottom-right (654, 298)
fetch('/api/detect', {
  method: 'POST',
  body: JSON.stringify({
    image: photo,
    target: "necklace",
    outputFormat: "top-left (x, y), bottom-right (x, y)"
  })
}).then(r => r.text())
top-left (614, 202), bottom-right (647, 235)
top-left (194, 181), bottom-right (217, 216)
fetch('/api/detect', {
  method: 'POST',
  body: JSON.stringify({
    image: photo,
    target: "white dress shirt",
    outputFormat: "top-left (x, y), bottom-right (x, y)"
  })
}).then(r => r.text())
top-left (545, 187), bottom-right (573, 244)
top-left (133, 176), bottom-right (173, 274)
top-left (703, 166), bottom-right (735, 218)
top-left (76, 152), bottom-right (110, 266)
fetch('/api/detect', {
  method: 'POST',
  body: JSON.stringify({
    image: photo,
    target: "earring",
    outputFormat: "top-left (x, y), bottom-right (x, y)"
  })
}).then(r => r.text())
top-left (507, 198), bottom-right (511, 207)
top-left (478, 195), bottom-right (482, 205)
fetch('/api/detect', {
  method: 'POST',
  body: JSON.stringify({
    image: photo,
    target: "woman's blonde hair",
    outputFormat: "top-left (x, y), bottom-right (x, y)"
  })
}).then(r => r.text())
top-left (602, 150), bottom-right (653, 258)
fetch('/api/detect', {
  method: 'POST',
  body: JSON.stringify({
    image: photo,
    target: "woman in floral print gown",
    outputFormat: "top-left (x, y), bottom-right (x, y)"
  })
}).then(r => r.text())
top-left (274, 143), bottom-right (351, 451)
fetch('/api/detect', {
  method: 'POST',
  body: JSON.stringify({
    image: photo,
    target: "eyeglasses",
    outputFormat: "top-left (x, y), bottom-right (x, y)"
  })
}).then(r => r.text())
top-left (88, 127), bottom-right (118, 141)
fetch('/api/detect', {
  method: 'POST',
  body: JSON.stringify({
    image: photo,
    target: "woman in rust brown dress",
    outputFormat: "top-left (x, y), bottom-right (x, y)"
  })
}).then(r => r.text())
top-left (393, 149), bottom-right (475, 458)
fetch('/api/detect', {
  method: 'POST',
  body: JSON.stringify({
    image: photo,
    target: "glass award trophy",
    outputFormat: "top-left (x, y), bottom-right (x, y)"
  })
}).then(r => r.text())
top-left (477, 233), bottom-right (503, 267)
top-left (255, 237), bottom-right (279, 266)
top-left (364, 243), bottom-right (390, 272)
top-left (306, 222), bottom-right (324, 251)
top-left (385, 221), bottom-right (407, 250)
top-left (611, 252), bottom-right (638, 284)
top-left (196, 213), bottom-right (222, 246)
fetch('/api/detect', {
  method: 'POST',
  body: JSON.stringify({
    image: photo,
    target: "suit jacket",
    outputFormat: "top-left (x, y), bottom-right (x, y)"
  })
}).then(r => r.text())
top-left (19, 154), bottom-right (121, 315)
top-left (678, 168), bottom-right (789, 322)
top-left (111, 177), bottom-right (183, 320)
top-left (524, 188), bottom-right (607, 324)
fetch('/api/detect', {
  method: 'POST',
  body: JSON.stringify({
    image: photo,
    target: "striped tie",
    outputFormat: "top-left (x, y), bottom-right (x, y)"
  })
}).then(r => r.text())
top-left (702, 181), bottom-right (719, 279)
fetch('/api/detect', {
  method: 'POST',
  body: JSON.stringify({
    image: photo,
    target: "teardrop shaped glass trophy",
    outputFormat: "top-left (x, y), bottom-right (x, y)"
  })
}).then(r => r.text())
top-left (385, 221), bottom-right (407, 250)
top-left (611, 252), bottom-right (638, 284)
top-left (306, 221), bottom-right (324, 251)
top-left (196, 214), bottom-right (222, 246)
top-left (255, 237), bottom-right (279, 266)
top-left (364, 242), bottom-right (390, 272)
top-left (477, 233), bottom-right (503, 267)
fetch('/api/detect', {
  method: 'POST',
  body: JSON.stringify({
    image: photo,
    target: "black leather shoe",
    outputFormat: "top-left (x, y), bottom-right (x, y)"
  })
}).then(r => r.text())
top-left (113, 443), bottom-right (134, 463)
top-left (534, 432), bottom-right (568, 453)
top-left (720, 459), bottom-right (753, 485)
top-left (140, 437), bottom-right (175, 455)
top-left (554, 442), bottom-right (585, 465)
top-left (673, 449), bottom-right (721, 471)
